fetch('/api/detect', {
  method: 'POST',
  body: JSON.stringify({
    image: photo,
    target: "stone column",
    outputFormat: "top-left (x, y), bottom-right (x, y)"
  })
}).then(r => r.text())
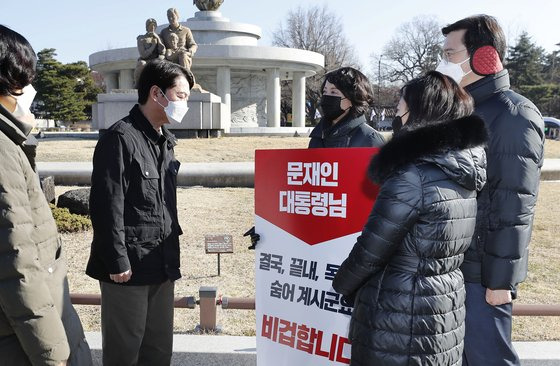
top-left (216, 66), bottom-right (231, 107)
top-left (292, 72), bottom-right (306, 128)
top-left (266, 68), bottom-right (280, 128)
top-left (104, 72), bottom-right (118, 92)
top-left (118, 69), bottom-right (135, 89)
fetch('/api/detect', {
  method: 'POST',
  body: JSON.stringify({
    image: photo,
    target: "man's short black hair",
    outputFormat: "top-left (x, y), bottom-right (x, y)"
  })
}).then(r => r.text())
top-left (0, 25), bottom-right (36, 96)
top-left (321, 67), bottom-right (374, 118)
top-left (137, 60), bottom-right (195, 105)
top-left (442, 14), bottom-right (506, 61)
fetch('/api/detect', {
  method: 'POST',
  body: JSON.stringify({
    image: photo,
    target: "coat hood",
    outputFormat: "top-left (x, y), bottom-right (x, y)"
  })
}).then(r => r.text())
top-left (369, 115), bottom-right (488, 190)
top-left (0, 103), bottom-right (33, 145)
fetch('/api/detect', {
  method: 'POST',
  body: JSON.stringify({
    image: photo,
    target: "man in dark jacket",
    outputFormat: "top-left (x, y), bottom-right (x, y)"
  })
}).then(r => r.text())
top-left (438, 15), bottom-right (545, 366)
top-left (87, 60), bottom-right (193, 366)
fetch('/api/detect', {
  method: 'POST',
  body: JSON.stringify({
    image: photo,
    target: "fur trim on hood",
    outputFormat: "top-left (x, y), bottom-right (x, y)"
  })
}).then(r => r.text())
top-left (369, 115), bottom-right (488, 184)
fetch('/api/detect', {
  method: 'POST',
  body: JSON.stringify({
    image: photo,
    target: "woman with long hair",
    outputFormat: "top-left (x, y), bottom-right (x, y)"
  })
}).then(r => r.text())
top-left (333, 71), bottom-right (488, 366)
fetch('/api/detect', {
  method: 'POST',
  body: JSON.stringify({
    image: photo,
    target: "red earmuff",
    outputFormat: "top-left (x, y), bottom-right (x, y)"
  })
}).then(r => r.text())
top-left (470, 45), bottom-right (503, 76)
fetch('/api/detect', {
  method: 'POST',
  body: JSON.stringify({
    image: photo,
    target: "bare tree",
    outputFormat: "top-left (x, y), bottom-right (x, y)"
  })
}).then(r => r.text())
top-left (373, 16), bottom-right (443, 84)
top-left (272, 4), bottom-right (360, 124)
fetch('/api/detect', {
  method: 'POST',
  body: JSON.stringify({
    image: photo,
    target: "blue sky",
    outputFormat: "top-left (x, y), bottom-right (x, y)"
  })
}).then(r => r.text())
top-left (2, 0), bottom-right (559, 74)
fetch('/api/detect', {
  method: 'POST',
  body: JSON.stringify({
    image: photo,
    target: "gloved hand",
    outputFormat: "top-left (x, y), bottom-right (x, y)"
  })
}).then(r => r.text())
top-left (244, 226), bottom-right (261, 250)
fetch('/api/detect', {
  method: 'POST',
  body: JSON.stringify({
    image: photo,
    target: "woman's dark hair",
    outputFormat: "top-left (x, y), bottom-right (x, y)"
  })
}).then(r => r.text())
top-left (321, 67), bottom-right (374, 117)
top-left (442, 14), bottom-right (506, 61)
top-left (0, 25), bottom-right (36, 96)
top-left (137, 60), bottom-right (195, 104)
top-left (400, 71), bottom-right (474, 128)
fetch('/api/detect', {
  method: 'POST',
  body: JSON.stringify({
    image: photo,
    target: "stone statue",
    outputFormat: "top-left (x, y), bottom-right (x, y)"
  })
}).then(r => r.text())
top-left (164, 33), bottom-right (189, 66)
top-left (160, 8), bottom-right (198, 70)
top-left (134, 18), bottom-right (166, 85)
top-left (194, 0), bottom-right (224, 11)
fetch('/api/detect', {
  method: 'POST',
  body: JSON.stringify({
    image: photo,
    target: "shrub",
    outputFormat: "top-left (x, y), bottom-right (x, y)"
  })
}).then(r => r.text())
top-left (49, 204), bottom-right (92, 233)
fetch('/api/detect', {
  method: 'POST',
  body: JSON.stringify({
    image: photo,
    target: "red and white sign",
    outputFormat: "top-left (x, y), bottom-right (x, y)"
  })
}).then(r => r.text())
top-left (255, 148), bottom-right (379, 365)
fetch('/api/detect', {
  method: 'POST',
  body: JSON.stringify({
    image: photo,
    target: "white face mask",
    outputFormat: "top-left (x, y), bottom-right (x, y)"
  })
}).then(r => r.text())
top-left (435, 58), bottom-right (472, 84)
top-left (12, 84), bottom-right (37, 119)
top-left (157, 88), bottom-right (189, 124)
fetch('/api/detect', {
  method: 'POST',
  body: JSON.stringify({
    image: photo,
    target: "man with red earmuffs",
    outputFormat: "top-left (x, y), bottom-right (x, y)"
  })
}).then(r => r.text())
top-left (437, 15), bottom-right (545, 366)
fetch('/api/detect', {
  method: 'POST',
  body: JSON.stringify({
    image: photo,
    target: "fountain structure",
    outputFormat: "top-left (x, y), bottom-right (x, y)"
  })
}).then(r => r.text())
top-left (89, 0), bottom-right (324, 136)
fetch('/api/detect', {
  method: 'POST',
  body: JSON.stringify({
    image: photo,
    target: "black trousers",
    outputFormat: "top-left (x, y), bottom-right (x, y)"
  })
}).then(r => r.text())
top-left (463, 282), bottom-right (520, 366)
top-left (100, 280), bottom-right (175, 366)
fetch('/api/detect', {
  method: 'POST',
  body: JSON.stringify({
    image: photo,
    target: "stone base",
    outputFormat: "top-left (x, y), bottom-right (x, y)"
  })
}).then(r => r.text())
top-left (172, 129), bottom-right (223, 138)
top-left (92, 91), bottom-right (229, 132)
top-left (227, 126), bottom-right (312, 137)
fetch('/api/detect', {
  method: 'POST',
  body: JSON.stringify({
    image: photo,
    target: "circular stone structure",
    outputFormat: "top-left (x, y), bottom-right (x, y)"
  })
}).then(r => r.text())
top-left (89, 8), bottom-right (324, 135)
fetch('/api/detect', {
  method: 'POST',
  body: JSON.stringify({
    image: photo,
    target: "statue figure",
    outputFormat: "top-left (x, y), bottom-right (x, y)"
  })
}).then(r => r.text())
top-left (134, 18), bottom-right (166, 85)
top-left (160, 8), bottom-right (198, 70)
top-left (164, 33), bottom-right (188, 66)
top-left (194, 0), bottom-right (224, 11)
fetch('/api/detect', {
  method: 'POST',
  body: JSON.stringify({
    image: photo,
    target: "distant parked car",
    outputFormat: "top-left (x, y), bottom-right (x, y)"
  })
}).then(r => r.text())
top-left (544, 117), bottom-right (560, 140)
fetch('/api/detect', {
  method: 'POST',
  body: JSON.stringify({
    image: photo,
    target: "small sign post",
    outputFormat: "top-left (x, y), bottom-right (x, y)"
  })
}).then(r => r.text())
top-left (205, 234), bottom-right (234, 276)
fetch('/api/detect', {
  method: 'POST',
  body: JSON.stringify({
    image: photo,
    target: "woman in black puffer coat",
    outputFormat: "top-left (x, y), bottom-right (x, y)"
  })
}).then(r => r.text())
top-left (333, 71), bottom-right (488, 366)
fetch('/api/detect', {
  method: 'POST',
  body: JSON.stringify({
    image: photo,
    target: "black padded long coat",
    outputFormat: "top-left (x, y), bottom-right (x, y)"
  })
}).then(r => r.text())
top-left (333, 115), bottom-right (488, 366)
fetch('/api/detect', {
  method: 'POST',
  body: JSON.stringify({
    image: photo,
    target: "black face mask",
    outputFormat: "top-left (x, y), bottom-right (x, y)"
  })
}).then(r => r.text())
top-left (392, 111), bottom-right (409, 134)
top-left (320, 95), bottom-right (347, 122)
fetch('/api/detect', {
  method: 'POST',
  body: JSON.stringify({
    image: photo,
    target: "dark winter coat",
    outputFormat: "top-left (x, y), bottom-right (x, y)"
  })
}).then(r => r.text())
top-left (0, 104), bottom-right (91, 365)
top-left (86, 105), bottom-right (182, 286)
top-left (309, 114), bottom-right (385, 148)
top-left (333, 115), bottom-right (488, 366)
top-left (461, 70), bottom-right (545, 292)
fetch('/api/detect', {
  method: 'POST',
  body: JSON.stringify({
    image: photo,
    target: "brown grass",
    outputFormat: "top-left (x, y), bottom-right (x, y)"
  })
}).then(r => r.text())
top-left (36, 136), bottom-right (560, 162)
top-left (545, 138), bottom-right (560, 159)
top-left (60, 186), bottom-right (257, 336)
top-left (37, 136), bottom-right (310, 163)
top-left (513, 181), bottom-right (560, 340)
top-left (43, 136), bottom-right (560, 339)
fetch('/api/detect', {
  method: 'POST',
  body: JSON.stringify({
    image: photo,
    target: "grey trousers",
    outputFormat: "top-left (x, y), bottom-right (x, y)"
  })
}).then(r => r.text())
top-left (463, 282), bottom-right (520, 366)
top-left (100, 280), bottom-right (175, 366)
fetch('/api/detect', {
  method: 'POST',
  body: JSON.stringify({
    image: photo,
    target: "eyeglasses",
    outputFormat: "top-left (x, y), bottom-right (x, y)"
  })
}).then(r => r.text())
top-left (441, 48), bottom-right (467, 62)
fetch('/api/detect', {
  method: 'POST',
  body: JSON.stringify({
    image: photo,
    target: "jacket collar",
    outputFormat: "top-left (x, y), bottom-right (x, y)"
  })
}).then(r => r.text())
top-left (310, 114), bottom-right (366, 139)
top-left (465, 69), bottom-right (510, 105)
top-left (131, 104), bottom-right (177, 147)
top-left (369, 115), bottom-right (488, 184)
top-left (0, 102), bottom-right (32, 145)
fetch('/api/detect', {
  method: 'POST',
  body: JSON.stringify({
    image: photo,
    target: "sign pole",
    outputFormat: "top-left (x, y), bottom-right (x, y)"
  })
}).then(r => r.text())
top-left (204, 234), bottom-right (233, 277)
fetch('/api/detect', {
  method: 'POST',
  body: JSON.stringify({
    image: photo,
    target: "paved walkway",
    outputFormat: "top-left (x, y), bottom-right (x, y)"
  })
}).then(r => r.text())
top-left (85, 332), bottom-right (560, 365)
top-left (542, 158), bottom-right (560, 180)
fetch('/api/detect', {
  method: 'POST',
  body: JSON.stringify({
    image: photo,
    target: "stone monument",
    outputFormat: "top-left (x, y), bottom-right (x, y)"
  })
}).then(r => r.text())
top-left (90, 0), bottom-right (324, 135)
top-left (134, 18), bottom-right (166, 85)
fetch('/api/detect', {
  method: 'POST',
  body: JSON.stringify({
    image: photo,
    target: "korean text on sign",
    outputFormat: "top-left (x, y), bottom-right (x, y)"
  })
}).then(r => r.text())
top-left (287, 162), bottom-right (339, 187)
top-left (261, 314), bottom-right (351, 364)
top-left (281, 162), bottom-right (347, 218)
